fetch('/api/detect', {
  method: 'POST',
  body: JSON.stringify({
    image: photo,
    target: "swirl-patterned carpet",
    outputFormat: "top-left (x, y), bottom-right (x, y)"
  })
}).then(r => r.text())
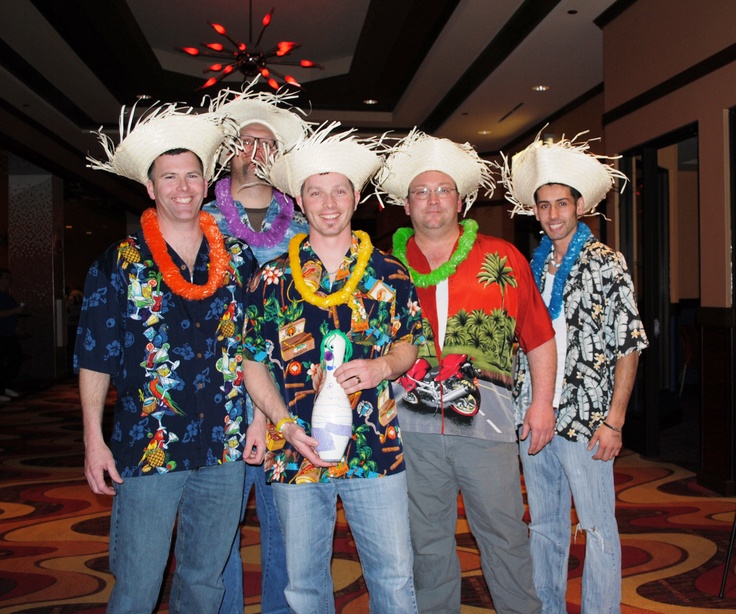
top-left (2, 382), bottom-right (736, 613)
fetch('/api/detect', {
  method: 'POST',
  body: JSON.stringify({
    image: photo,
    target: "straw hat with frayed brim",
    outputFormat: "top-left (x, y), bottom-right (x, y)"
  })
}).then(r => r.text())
top-left (501, 130), bottom-right (628, 217)
top-left (87, 103), bottom-right (238, 185)
top-left (374, 129), bottom-right (496, 215)
top-left (268, 122), bottom-right (383, 198)
top-left (207, 82), bottom-right (310, 152)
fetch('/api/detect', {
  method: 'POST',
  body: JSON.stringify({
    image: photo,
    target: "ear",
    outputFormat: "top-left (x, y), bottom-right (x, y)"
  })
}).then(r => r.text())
top-left (295, 194), bottom-right (305, 213)
top-left (353, 190), bottom-right (360, 211)
top-left (404, 200), bottom-right (411, 216)
top-left (146, 180), bottom-right (156, 201)
top-left (456, 195), bottom-right (463, 214)
top-left (576, 198), bottom-right (586, 216)
top-left (532, 204), bottom-right (540, 221)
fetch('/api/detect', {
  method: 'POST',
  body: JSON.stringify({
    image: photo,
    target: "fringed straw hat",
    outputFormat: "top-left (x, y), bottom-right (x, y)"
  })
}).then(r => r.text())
top-left (206, 79), bottom-right (310, 152)
top-left (87, 103), bottom-right (238, 185)
top-left (374, 129), bottom-right (496, 215)
top-left (267, 122), bottom-right (383, 198)
top-left (500, 129), bottom-right (628, 216)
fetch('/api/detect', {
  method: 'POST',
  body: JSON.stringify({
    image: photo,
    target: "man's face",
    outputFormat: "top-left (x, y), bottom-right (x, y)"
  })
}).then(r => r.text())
top-left (296, 173), bottom-right (358, 240)
top-left (533, 183), bottom-right (585, 246)
top-left (145, 151), bottom-right (207, 226)
top-left (404, 170), bottom-right (462, 232)
top-left (231, 123), bottom-right (277, 178)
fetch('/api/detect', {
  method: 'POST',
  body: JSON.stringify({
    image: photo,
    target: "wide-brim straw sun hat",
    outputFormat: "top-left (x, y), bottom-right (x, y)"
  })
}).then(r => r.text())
top-left (87, 102), bottom-right (238, 185)
top-left (501, 129), bottom-right (628, 216)
top-left (207, 80), bottom-right (310, 153)
top-left (374, 129), bottom-right (496, 215)
top-left (268, 121), bottom-right (383, 198)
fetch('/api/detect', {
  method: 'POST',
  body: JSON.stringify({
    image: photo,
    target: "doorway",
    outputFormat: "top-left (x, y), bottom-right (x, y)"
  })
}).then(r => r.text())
top-left (619, 125), bottom-right (701, 468)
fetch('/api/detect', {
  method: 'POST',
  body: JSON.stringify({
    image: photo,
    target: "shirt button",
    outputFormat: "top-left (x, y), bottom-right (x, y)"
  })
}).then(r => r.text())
top-left (199, 413), bottom-right (204, 418)
top-left (197, 352), bottom-right (202, 358)
top-left (195, 322), bottom-right (201, 328)
top-left (180, 264), bottom-right (186, 271)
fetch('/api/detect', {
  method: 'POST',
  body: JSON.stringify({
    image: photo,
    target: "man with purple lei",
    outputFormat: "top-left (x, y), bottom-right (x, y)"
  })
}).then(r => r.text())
top-left (203, 82), bottom-right (311, 614)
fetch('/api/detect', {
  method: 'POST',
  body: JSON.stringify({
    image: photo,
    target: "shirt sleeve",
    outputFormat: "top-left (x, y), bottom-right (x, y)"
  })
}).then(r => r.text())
top-left (510, 246), bottom-right (555, 353)
top-left (74, 249), bottom-right (125, 377)
top-left (604, 253), bottom-right (649, 358)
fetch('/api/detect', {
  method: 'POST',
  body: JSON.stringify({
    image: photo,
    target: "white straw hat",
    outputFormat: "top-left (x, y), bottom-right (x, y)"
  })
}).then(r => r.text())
top-left (87, 103), bottom-right (238, 185)
top-left (501, 129), bottom-right (628, 216)
top-left (268, 122), bottom-right (383, 198)
top-left (206, 79), bottom-right (310, 152)
top-left (374, 129), bottom-right (496, 215)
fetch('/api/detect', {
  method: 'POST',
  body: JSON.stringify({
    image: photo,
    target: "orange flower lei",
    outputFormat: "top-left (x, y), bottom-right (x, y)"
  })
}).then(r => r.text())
top-left (289, 231), bottom-right (372, 307)
top-left (140, 208), bottom-right (231, 300)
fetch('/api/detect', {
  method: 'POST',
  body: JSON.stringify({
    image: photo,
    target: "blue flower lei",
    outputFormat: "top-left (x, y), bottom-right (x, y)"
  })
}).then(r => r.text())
top-left (530, 221), bottom-right (592, 319)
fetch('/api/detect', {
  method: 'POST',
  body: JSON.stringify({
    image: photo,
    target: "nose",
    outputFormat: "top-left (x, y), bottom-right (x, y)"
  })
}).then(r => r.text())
top-left (426, 188), bottom-right (440, 203)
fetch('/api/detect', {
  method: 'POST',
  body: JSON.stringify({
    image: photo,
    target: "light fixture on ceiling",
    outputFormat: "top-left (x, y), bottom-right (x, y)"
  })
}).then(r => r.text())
top-left (363, 99), bottom-right (378, 105)
top-left (532, 84), bottom-right (550, 92)
top-left (178, 0), bottom-right (323, 90)
top-left (478, 130), bottom-right (491, 135)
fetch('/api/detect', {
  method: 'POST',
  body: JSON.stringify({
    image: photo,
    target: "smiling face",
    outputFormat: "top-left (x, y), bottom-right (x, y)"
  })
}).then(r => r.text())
top-left (404, 170), bottom-right (462, 235)
top-left (146, 151), bottom-right (207, 227)
top-left (533, 183), bottom-right (585, 253)
top-left (296, 172), bottom-right (358, 242)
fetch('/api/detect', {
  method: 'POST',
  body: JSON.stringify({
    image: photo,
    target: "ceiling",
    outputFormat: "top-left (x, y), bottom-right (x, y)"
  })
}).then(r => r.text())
top-left (1, 0), bottom-right (628, 186)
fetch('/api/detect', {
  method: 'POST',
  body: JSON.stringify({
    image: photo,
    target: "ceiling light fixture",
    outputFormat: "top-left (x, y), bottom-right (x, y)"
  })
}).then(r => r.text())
top-left (363, 99), bottom-right (378, 105)
top-left (478, 130), bottom-right (491, 135)
top-left (178, 0), bottom-right (323, 90)
top-left (532, 85), bottom-right (550, 92)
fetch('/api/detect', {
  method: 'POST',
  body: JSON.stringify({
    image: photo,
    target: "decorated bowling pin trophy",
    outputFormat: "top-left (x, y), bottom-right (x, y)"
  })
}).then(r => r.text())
top-left (311, 330), bottom-right (354, 461)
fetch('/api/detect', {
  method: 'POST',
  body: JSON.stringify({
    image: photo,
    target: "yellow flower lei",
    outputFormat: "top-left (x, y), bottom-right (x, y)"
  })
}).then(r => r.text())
top-left (289, 231), bottom-right (372, 307)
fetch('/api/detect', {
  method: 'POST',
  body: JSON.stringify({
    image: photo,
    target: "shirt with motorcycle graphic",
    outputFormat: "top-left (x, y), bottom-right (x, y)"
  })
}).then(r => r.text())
top-left (392, 230), bottom-right (553, 442)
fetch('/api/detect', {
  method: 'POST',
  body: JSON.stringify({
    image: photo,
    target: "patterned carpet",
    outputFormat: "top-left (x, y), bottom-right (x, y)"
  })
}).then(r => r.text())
top-left (2, 381), bottom-right (736, 613)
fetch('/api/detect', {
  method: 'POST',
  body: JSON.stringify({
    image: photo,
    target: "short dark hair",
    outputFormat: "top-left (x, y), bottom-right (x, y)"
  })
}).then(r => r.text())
top-left (147, 149), bottom-right (204, 181)
top-left (533, 182), bottom-right (582, 204)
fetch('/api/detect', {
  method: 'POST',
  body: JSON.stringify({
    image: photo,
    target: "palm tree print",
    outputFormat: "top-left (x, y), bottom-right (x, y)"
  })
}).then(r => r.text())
top-left (477, 252), bottom-right (518, 303)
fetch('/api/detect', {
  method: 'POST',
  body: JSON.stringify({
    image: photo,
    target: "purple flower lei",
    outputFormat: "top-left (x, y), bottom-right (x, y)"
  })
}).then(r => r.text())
top-left (214, 177), bottom-right (295, 248)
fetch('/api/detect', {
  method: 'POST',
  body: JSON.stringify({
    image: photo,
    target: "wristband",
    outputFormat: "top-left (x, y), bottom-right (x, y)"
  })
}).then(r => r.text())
top-left (275, 417), bottom-right (297, 434)
top-left (602, 420), bottom-right (622, 433)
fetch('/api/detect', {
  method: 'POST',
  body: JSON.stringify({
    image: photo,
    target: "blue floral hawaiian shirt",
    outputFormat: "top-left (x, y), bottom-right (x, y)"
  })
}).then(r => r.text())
top-left (74, 229), bottom-right (256, 477)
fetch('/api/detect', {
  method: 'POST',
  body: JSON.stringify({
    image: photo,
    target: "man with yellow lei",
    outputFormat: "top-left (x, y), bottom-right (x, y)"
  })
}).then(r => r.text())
top-left (241, 123), bottom-right (424, 613)
top-left (376, 130), bottom-right (556, 614)
top-left (77, 104), bottom-right (257, 612)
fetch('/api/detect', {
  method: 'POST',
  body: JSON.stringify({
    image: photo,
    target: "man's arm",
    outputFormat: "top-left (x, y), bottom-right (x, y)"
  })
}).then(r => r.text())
top-left (588, 350), bottom-right (639, 461)
top-left (520, 337), bottom-right (557, 455)
top-left (241, 360), bottom-right (333, 467)
top-left (333, 342), bottom-right (418, 394)
top-left (80, 368), bottom-right (122, 496)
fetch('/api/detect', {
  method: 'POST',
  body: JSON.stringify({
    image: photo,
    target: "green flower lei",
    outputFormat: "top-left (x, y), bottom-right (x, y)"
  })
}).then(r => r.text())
top-left (392, 219), bottom-right (479, 288)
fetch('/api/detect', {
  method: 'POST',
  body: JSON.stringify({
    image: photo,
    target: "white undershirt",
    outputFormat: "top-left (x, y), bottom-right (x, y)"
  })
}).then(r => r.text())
top-left (435, 279), bottom-right (449, 351)
top-left (541, 270), bottom-right (567, 407)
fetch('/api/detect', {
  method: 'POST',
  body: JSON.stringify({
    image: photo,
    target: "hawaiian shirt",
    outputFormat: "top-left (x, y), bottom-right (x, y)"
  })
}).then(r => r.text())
top-left (392, 230), bottom-right (554, 443)
top-left (514, 236), bottom-right (649, 442)
top-left (203, 188), bottom-right (309, 265)
top-left (243, 234), bottom-right (424, 484)
top-left (74, 229), bottom-right (257, 477)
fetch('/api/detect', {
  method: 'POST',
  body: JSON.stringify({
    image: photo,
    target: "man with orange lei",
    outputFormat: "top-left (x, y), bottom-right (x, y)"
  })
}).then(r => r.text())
top-left (77, 104), bottom-right (257, 612)
top-left (240, 123), bottom-right (424, 613)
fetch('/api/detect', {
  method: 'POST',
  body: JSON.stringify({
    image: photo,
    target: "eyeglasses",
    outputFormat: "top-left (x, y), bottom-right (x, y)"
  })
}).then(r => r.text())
top-left (241, 135), bottom-right (277, 149)
top-left (409, 186), bottom-right (457, 200)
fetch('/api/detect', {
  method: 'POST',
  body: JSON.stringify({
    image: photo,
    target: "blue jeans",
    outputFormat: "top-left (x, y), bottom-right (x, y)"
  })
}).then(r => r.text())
top-left (403, 432), bottom-right (540, 614)
top-left (520, 433), bottom-right (621, 614)
top-left (272, 472), bottom-right (417, 614)
top-left (107, 461), bottom-right (245, 614)
top-left (220, 462), bottom-right (290, 614)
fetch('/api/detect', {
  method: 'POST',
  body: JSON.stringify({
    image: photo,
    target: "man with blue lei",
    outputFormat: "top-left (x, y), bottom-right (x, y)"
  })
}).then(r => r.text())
top-left (77, 104), bottom-right (256, 612)
top-left (502, 132), bottom-right (649, 613)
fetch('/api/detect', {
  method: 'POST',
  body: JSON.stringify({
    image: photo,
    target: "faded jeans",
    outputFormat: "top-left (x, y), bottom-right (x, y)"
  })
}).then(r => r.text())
top-left (520, 433), bottom-right (621, 614)
top-left (272, 472), bottom-right (417, 614)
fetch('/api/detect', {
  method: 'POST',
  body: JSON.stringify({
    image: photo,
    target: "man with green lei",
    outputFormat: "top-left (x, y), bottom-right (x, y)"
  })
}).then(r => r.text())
top-left (376, 130), bottom-right (556, 614)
